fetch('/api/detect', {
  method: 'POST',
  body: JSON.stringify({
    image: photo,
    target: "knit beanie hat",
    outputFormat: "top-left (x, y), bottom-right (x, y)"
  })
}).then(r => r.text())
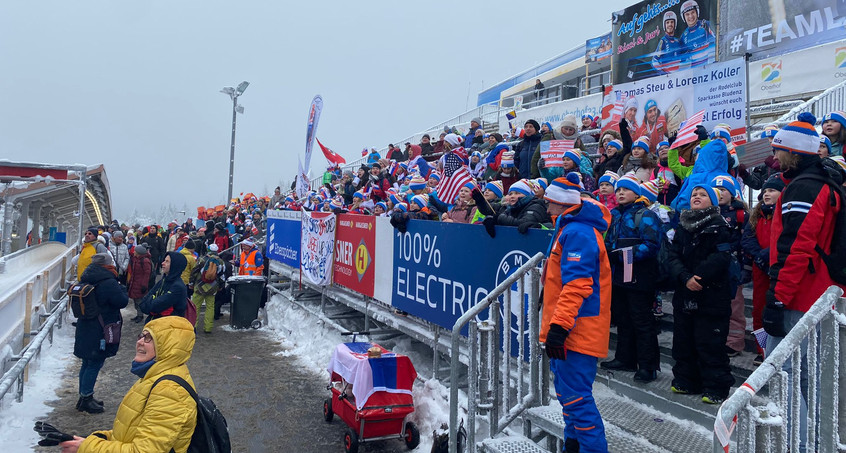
top-left (411, 194), bottom-right (429, 210)
top-left (471, 117), bottom-right (482, 126)
top-left (330, 198), bottom-right (345, 210)
top-left (501, 151), bottom-right (515, 168)
top-left (582, 114), bottom-right (594, 121)
top-left (692, 184), bottom-right (720, 207)
top-left (429, 172), bottom-right (441, 182)
top-left (91, 253), bottom-right (113, 266)
top-left (644, 99), bottom-right (657, 114)
top-left (444, 133), bottom-right (462, 147)
top-left (542, 122), bottom-right (553, 133)
top-left (710, 127), bottom-right (732, 142)
top-left (485, 180), bottom-right (504, 198)
top-left (829, 155), bottom-right (846, 172)
top-left (710, 174), bottom-right (736, 198)
top-left (760, 124), bottom-right (779, 139)
top-left (375, 202), bottom-right (387, 211)
top-left (395, 202), bottom-right (408, 212)
top-left (821, 135), bottom-right (832, 154)
top-left (87, 227), bottom-right (99, 237)
top-left (462, 180), bottom-right (477, 191)
top-left (657, 141), bottom-right (670, 151)
top-left (184, 239), bottom-right (196, 250)
top-left (544, 173), bottom-right (582, 206)
top-left (112, 231), bottom-right (124, 239)
top-left (409, 175), bottom-right (427, 191)
top-left (560, 114), bottom-right (578, 130)
top-left (563, 149), bottom-right (582, 166)
top-left (508, 179), bottom-right (535, 197)
top-left (772, 112), bottom-right (820, 155)
top-left (823, 111), bottom-right (846, 130)
top-left (606, 139), bottom-right (623, 152)
top-left (598, 171), bottom-right (619, 186)
top-left (353, 191), bottom-right (367, 200)
top-left (632, 136), bottom-right (651, 154)
top-left (640, 180), bottom-right (660, 203)
top-left (209, 244), bottom-right (219, 252)
top-left (524, 119), bottom-right (541, 131)
top-left (614, 173), bottom-right (641, 194)
top-left (534, 178), bottom-right (548, 190)
top-left (135, 244), bottom-right (148, 255)
top-left (760, 174), bottom-right (786, 194)
top-left (389, 192), bottom-right (403, 206)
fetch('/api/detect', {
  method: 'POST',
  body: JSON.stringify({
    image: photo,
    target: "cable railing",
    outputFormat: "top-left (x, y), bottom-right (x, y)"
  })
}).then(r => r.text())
top-left (448, 252), bottom-right (545, 453)
top-left (713, 285), bottom-right (845, 453)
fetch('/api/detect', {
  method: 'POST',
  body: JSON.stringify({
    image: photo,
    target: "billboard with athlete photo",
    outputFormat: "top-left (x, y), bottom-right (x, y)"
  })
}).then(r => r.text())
top-left (611, 0), bottom-right (717, 84)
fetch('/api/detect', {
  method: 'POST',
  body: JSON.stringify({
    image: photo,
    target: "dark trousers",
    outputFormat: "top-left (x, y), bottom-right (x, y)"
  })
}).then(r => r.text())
top-left (672, 308), bottom-right (734, 397)
top-left (79, 358), bottom-right (105, 396)
top-left (611, 286), bottom-right (659, 371)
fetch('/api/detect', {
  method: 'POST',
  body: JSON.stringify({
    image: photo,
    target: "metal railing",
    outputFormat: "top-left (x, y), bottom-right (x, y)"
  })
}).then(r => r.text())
top-left (713, 286), bottom-right (846, 453)
top-left (749, 79), bottom-right (846, 137)
top-left (0, 244), bottom-right (77, 404)
top-left (449, 252), bottom-right (545, 453)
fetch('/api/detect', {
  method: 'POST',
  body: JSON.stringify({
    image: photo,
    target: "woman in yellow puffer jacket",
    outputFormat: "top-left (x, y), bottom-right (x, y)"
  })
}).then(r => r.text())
top-left (59, 316), bottom-right (198, 453)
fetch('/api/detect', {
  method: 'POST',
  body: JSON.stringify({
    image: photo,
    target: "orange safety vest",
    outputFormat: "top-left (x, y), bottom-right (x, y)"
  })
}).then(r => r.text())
top-left (239, 249), bottom-right (263, 276)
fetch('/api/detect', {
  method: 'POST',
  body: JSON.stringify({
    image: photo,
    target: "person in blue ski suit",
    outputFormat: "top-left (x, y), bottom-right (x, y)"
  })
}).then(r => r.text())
top-left (652, 10), bottom-right (684, 74)
top-left (679, 1), bottom-right (715, 67)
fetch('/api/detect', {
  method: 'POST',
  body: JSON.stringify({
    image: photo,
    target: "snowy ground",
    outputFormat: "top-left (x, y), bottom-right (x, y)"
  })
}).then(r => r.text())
top-left (0, 317), bottom-right (74, 451)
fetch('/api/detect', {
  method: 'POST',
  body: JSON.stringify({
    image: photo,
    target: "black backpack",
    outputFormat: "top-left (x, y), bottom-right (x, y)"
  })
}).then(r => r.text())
top-left (791, 172), bottom-right (846, 285)
top-left (150, 375), bottom-right (232, 453)
top-left (68, 283), bottom-right (100, 319)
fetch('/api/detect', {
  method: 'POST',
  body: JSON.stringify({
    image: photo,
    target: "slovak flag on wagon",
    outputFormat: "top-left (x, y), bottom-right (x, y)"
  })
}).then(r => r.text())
top-left (327, 342), bottom-right (417, 410)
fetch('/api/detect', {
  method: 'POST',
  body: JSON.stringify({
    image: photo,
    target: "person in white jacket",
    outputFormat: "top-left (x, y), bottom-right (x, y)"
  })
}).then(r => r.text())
top-left (109, 231), bottom-right (130, 285)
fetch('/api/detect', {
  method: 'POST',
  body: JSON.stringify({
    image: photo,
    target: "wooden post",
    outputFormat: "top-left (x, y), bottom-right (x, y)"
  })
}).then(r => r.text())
top-left (42, 270), bottom-right (50, 311)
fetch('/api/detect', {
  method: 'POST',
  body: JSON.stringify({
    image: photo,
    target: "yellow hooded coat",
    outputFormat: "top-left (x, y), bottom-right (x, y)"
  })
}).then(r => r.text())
top-left (79, 316), bottom-right (198, 453)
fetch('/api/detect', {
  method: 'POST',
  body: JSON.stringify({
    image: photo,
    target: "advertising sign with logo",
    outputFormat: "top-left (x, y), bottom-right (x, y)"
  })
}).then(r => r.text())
top-left (601, 58), bottom-right (748, 145)
top-left (586, 32), bottom-right (613, 63)
top-left (749, 39), bottom-right (846, 102)
top-left (497, 94), bottom-right (601, 133)
top-left (611, 0), bottom-right (717, 84)
top-left (719, 1), bottom-right (845, 59)
top-left (301, 211), bottom-right (336, 286)
top-left (333, 214), bottom-right (376, 297)
top-left (392, 220), bottom-right (551, 349)
top-left (265, 210), bottom-right (302, 268)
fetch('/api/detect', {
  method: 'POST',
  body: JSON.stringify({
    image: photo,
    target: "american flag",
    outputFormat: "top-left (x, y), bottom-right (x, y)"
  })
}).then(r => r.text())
top-left (436, 152), bottom-right (474, 204)
top-left (670, 109), bottom-right (706, 149)
top-left (752, 328), bottom-right (768, 350)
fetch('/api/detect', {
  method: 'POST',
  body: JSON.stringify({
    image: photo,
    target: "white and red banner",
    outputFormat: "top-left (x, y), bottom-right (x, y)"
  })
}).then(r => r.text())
top-left (538, 140), bottom-right (575, 167)
top-left (300, 210), bottom-right (336, 286)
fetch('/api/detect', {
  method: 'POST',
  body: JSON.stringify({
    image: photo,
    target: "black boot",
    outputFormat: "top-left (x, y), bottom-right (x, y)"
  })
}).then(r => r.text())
top-left (564, 437), bottom-right (580, 453)
top-left (77, 395), bottom-right (104, 414)
top-left (77, 395), bottom-right (104, 409)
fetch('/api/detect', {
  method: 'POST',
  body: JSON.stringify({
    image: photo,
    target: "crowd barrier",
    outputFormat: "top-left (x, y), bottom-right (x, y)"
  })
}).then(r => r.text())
top-left (265, 210), bottom-right (552, 346)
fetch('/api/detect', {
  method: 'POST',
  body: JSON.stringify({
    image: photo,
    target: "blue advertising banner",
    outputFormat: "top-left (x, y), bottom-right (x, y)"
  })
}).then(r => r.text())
top-left (391, 220), bottom-right (552, 341)
top-left (586, 32), bottom-right (613, 63)
top-left (265, 210), bottom-right (302, 268)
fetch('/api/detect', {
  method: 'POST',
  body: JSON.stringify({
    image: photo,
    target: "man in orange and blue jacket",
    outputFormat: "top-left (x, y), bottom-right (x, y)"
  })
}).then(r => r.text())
top-left (540, 173), bottom-right (612, 453)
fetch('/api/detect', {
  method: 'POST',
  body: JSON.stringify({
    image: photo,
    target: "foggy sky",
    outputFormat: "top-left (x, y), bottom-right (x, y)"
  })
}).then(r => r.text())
top-left (0, 0), bottom-right (631, 222)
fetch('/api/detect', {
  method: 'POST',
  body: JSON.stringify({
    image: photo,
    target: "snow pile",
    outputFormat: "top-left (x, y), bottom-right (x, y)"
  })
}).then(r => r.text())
top-left (0, 318), bottom-right (74, 451)
top-left (264, 292), bottom-right (458, 452)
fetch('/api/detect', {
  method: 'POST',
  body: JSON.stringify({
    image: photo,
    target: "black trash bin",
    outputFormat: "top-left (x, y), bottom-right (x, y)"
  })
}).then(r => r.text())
top-left (227, 275), bottom-right (266, 329)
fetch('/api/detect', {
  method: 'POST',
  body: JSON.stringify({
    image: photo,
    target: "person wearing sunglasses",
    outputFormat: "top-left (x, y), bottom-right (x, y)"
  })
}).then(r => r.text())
top-left (59, 316), bottom-right (198, 453)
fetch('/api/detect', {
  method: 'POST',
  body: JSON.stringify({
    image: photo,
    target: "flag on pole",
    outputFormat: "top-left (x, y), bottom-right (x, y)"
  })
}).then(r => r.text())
top-left (670, 109), bottom-right (706, 149)
top-left (408, 155), bottom-right (434, 179)
top-left (316, 138), bottom-right (346, 165)
top-left (303, 95), bottom-right (324, 175)
top-left (436, 153), bottom-right (474, 204)
top-left (621, 246), bottom-right (634, 283)
top-left (361, 148), bottom-right (368, 157)
top-left (505, 110), bottom-right (517, 121)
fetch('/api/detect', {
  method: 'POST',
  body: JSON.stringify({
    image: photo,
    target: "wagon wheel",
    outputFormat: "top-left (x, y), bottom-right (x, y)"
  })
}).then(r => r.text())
top-left (323, 398), bottom-right (333, 422)
top-left (404, 422), bottom-right (420, 450)
top-left (344, 428), bottom-right (359, 453)
top-left (250, 319), bottom-right (262, 329)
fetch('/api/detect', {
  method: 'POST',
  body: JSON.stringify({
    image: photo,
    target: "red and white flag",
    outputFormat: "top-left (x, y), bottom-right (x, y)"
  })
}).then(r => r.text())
top-left (621, 246), bottom-right (634, 283)
top-left (671, 110), bottom-right (706, 150)
top-left (316, 138), bottom-right (346, 165)
top-left (436, 152), bottom-right (474, 204)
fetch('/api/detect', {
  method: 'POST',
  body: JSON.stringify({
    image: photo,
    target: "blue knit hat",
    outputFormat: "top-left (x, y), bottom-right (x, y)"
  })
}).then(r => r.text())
top-left (485, 180), bottom-right (504, 198)
top-left (353, 191), bottom-right (366, 200)
top-left (429, 172), bottom-right (441, 182)
top-left (544, 173), bottom-right (582, 206)
top-left (760, 124), bottom-right (779, 139)
top-left (411, 194), bottom-right (429, 210)
top-left (821, 135), bottom-right (832, 154)
top-left (395, 202), bottom-right (408, 212)
top-left (375, 201), bottom-right (387, 211)
top-left (632, 136), bottom-right (651, 154)
top-left (710, 175), bottom-right (736, 199)
top-left (508, 179), bottom-right (534, 197)
top-left (773, 112), bottom-right (820, 155)
top-left (640, 180), bottom-right (660, 203)
top-left (606, 139), bottom-right (623, 152)
top-left (534, 178), bottom-right (548, 190)
top-left (563, 149), bottom-right (581, 166)
top-left (710, 127), bottom-right (732, 143)
top-left (644, 99), bottom-right (657, 114)
top-left (389, 193), bottom-right (403, 205)
top-left (657, 141), bottom-right (670, 151)
top-left (692, 184), bottom-right (720, 207)
top-left (598, 171), bottom-right (619, 186)
top-left (823, 111), bottom-right (846, 130)
top-left (409, 175), bottom-right (427, 191)
top-left (615, 173), bottom-right (641, 194)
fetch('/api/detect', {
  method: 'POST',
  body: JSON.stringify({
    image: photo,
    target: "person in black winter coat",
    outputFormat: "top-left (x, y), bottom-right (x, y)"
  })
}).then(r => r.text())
top-left (489, 179), bottom-right (551, 233)
top-left (142, 226), bottom-right (165, 273)
top-left (215, 250), bottom-right (235, 320)
top-left (664, 185), bottom-right (735, 404)
top-left (139, 251), bottom-right (187, 322)
top-left (515, 120), bottom-right (544, 178)
top-left (74, 253), bottom-right (129, 413)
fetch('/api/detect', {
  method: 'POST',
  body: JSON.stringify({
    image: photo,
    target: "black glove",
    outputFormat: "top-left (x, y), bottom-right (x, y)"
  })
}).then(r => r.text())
top-left (483, 216), bottom-right (496, 238)
top-left (34, 422), bottom-right (74, 446)
top-left (608, 248), bottom-right (623, 263)
top-left (762, 291), bottom-right (787, 337)
top-left (390, 212), bottom-right (408, 234)
top-left (517, 222), bottom-right (531, 234)
top-left (545, 324), bottom-right (569, 360)
top-left (754, 249), bottom-right (769, 272)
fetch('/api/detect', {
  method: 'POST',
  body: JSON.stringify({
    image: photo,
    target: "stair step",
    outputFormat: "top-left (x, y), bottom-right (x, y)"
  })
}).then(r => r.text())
top-left (524, 384), bottom-right (710, 453)
top-left (481, 436), bottom-right (549, 453)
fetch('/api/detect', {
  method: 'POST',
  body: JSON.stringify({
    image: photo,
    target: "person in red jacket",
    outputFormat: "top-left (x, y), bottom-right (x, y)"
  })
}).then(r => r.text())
top-left (540, 173), bottom-right (612, 453)
top-left (740, 174), bottom-right (784, 365)
top-left (126, 244), bottom-right (154, 323)
top-left (763, 113), bottom-right (845, 452)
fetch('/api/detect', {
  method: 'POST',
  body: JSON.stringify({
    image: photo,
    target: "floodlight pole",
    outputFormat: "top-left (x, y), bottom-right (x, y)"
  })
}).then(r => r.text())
top-left (227, 94), bottom-right (238, 205)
